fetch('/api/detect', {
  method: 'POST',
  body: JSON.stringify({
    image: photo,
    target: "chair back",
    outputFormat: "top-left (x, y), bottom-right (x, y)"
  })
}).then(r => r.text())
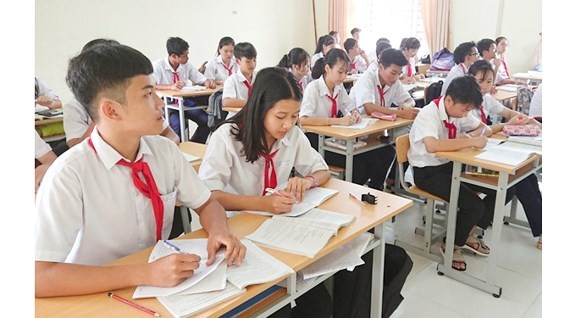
top-left (424, 80), bottom-right (443, 105)
top-left (395, 134), bottom-right (412, 191)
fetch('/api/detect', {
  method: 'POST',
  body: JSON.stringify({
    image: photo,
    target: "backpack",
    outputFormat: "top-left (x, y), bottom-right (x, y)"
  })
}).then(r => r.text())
top-left (430, 48), bottom-right (454, 71)
top-left (424, 80), bottom-right (444, 105)
top-left (206, 90), bottom-right (226, 129)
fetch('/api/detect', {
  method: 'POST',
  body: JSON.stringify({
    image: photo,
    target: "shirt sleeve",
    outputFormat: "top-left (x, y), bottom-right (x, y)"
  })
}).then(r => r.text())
top-left (350, 76), bottom-right (376, 108)
top-left (222, 77), bottom-right (238, 99)
top-left (63, 99), bottom-right (91, 142)
top-left (390, 81), bottom-right (414, 106)
top-left (299, 83), bottom-right (320, 117)
top-left (204, 59), bottom-right (216, 81)
top-left (291, 127), bottom-right (329, 176)
top-left (188, 63), bottom-right (208, 85)
top-left (171, 141), bottom-right (211, 209)
top-left (410, 107), bottom-right (440, 143)
top-left (152, 60), bottom-right (167, 84)
top-left (36, 77), bottom-right (59, 99)
top-left (459, 113), bottom-right (483, 133)
top-left (338, 86), bottom-right (356, 114)
top-left (198, 125), bottom-right (235, 191)
top-left (35, 130), bottom-right (52, 159)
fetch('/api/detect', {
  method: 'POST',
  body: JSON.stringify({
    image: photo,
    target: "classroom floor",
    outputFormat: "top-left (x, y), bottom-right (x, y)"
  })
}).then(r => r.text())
top-left (385, 194), bottom-right (542, 318)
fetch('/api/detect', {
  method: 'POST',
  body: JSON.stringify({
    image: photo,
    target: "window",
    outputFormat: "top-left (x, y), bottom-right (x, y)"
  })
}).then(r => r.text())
top-left (354, 0), bottom-right (429, 59)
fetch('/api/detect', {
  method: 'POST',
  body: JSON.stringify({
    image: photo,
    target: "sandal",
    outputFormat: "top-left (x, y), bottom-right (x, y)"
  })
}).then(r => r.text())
top-left (537, 237), bottom-right (542, 250)
top-left (439, 243), bottom-right (467, 271)
top-left (461, 235), bottom-right (490, 256)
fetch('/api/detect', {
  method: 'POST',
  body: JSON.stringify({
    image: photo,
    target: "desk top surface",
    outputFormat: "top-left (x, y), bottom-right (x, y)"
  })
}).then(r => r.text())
top-left (157, 86), bottom-right (222, 98)
top-left (179, 141), bottom-right (207, 171)
top-left (491, 89), bottom-right (517, 101)
top-left (302, 117), bottom-right (413, 139)
top-left (35, 178), bottom-right (412, 318)
top-left (436, 147), bottom-right (541, 174)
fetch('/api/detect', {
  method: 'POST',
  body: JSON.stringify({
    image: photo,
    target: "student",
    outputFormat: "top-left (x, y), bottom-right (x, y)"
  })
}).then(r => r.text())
top-left (476, 38), bottom-right (501, 81)
top-left (65, 38), bottom-right (180, 148)
top-left (399, 37), bottom-right (424, 84)
top-left (199, 67), bottom-right (332, 317)
top-left (529, 83), bottom-right (542, 119)
top-left (366, 40), bottom-right (392, 72)
top-left (301, 49), bottom-right (391, 190)
top-left (204, 36), bottom-right (238, 85)
top-left (311, 34), bottom-right (336, 68)
top-left (343, 38), bottom-right (369, 74)
top-left (350, 27), bottom-right (362, 41)
top-left (152, 37), bottom-right (216, 143)
top-left (35, 76), bottom-right (62, 109)
top-left (277, 47), bottom-right (312, 92)
top-left (409, 76), bottom-right (513, 271)
top-left (468, 60), bottom-right (542, 248)
top-left (495, 36), bottom-right (527, 86)
top-left (222, 42), bottom-right (257, 109)
top-left (440, 41), bottom-right (479, 96)
top-left (35, 43), bottom-right (245, 297)
top-left (35, 130), bottom-right (57, 192)
top-left (367, 37), bottom-right (391, 62)
top-left (329, 30), bottom-right (342, 48)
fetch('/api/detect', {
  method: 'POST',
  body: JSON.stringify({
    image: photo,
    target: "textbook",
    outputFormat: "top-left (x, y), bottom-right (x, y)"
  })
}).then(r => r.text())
top-left (243, 187), bottom-right (338, 217)
top-left (475, 140), bottom-right (541, 166)
top-left (182, 152), bottom-right (201, 162)
top-left (331, 117), bottom-right (377, 129)
top-left (246, 209), bottom-right (354, 257)
top-left (157, 282), bottom-right (245, 318)
top-left (133, 239), bottom-right (225, 299)
top-left (507, 135), bottom-right (542, 147)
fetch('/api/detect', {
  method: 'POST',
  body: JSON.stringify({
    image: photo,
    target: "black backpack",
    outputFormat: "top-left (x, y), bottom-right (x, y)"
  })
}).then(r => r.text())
top-left (424, 80), bottom-right (444, 106)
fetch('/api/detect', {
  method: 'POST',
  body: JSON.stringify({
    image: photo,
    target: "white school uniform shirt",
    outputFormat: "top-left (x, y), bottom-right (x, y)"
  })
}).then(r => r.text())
top-left (35, 130), bottom-right (52, 159)
top-left (402, 57), bottom-right (417, 77)
top-left (495, 56), bottom-right (510, 84)
top-left (440, 63), bottom-right (468, 96)
top-left (470, 94), bottom-right (505, 122)
top-left (300, 76), bottom-right (356, 119)
top-left (152, 57), bottom-right (207, 85)
top-left (366, 60), bottom-right (378, 72)
top-left (204, 56), bottom-right (238, 82)
top-left (35, 128), bottom-right (211, 265)
top-left (351, 55), bottom-right (368, 74)
top-left (63, 98), bottom-right (168, 142)
top-left (349, 67), bottom-right (412, 113)
top-left (408, 98), bottom-right (480, 168)
top-left (35, 77), bottom-right (59, 99)
top-left (199, 123), bottom-right (328, 196)
top-left (529, 84), bottom-right (542, 117)
top-left (311, 52), bottom-right (324, 68)
top-left (222, 68), bottom-right (256, 100)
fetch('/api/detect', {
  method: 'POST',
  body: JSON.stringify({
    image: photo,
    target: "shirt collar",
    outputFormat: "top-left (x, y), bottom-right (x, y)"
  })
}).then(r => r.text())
top-left (236, 68), bottom-right (256, 83)
top-left (316, 76), bottom-right (341, 97)
top-left (374, 71), bottom-right (391, 92)
top-left (90, 127), bottom-right (154, 170)
top-left (436, 97), bottom-right (459, 124)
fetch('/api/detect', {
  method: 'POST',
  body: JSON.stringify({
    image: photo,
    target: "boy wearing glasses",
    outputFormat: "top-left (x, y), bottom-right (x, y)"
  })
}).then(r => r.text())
top-left (440, 41), bottom-right (479, 96)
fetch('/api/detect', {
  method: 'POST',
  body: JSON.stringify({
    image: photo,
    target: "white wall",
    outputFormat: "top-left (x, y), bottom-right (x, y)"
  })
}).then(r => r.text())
top-left (35, 0), bottom-right (329, 103)
top-left (450, 0), bottom-right (542, 74)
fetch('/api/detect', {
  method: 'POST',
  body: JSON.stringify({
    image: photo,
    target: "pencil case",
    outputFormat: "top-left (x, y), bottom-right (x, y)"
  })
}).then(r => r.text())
top-left (371, 112), bottom-right (397, 121)
top-left (502, 124), bottom-right (541, 136)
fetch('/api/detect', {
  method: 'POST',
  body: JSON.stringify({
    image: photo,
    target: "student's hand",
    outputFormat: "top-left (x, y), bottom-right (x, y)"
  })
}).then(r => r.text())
top-left (339, 115), bottom-right (353, 126)
top-left (397, 108), bottom-right (419, 119)
top-left (400, 76), bottom-right (416, 84)
top-left (35, 164), bottom-right (51, 193)
top-left (263, 194), bottom-right (297, 214)
top-left (204, 79), bottom-right (217, 89)
top-left (285, 176), bottom-right (312, 202)
top-left (146, 253), bottom-right (201, 287)
top-left (206, 230), bottom-right (245, 267)
top-left (350, 110), bottom-right (362, 124)
top-left (507, 115), bottom-right (531, 125)
top-left (414, 74), bottom-right (425, 80)
top-left (36, 96), bottom-right (54, 107)
top-left (172, 81), bottom-right (185, 90)
top-left (471, 136), bottom-right (488, 149)
top-left (490, 86), bottom-right (498, 95)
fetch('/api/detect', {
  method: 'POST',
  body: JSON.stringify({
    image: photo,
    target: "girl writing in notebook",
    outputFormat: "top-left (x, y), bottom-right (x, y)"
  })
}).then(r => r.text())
top-left (199, 67), bottom-right (332, 317)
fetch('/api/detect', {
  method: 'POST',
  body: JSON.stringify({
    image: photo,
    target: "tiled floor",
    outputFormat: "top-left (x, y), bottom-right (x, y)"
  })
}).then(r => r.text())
top-left (385, 195), bottom-right (542, 318)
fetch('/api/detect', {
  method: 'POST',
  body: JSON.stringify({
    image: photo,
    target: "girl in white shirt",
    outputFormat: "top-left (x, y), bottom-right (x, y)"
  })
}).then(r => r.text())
top-left (311, 34), bottom-right (335, 68)
top-left (495, 36), bottom-right (526, 86)
top-left (277, 47), bottom-right (312, 93)
top-left (204, 36), bottom-right (238, 85)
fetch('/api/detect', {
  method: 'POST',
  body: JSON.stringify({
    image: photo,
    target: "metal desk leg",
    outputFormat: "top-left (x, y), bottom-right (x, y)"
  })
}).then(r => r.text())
top-left (370, 223), bottom-right (385, 318)
top-left (345, 139), bottom-right (355, 182)
top-left (178, 99), bottom-right (187, 142)
top-left (440, 161), bottom-right (461, 273)
top-left (318, 134), bottom-right (325, 158)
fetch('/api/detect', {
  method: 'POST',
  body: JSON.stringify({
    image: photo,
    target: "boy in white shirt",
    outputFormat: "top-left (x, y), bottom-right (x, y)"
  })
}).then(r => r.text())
top-left (222, 42), bottom-right (257, 109)
top-left (35, 43), bottom-right (244, 298)
top-left (399, 37), bottom-right (425, 84)
top-left (343, 38), bottom-right (369, 74)
top-left (440, 41), bottom-right (479, 96)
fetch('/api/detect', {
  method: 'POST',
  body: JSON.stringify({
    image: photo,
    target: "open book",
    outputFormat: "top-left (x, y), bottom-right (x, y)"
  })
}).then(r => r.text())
top-left (245, 209), bottom-right (354, 257)
top-left (507, 135), bottom-right (542, 147)
top-left (476, 139), bottom-right (541, 166)
top-left (182, 152), bottom-right (201, 162)
top-left (331, 117), bottom-right (377, 129)
top-left (243, 187), bottom-right (338, 217)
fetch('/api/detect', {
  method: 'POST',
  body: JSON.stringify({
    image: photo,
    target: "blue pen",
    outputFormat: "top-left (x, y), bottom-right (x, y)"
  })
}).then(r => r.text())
top-left (162, 240), bottom-right (185, 254)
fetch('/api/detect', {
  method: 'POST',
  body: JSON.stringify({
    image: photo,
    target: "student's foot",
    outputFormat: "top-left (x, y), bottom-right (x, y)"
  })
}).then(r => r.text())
top-left (439, 243), bottom-right (467, 271)
top-left (385, 178), bottom-right (396, 187)
top-left (461, 235), bottom-right (490, 256)
top-left (537, 237), bottom-right (542, 250)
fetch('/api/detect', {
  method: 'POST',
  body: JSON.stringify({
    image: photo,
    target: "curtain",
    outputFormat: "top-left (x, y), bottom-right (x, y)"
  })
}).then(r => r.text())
top-left (420, 0), bottom-right (450, 57)
top-left (328, 0), bottom-right (356, 45)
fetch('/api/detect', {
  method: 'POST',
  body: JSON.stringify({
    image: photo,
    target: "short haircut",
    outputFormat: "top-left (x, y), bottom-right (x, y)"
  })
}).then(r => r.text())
top-left (453, 41), bottom-right (477, 64)
top-left (376, 37), bottom-right (390, 46)
top-left (82, 38), bottom-right (120, 53)
top-left (234, 42), bottom-right (257, 60)
top-left (278, 47), bottom-right (310, 69)
top-left (444, 75), bottom-right (483, 108)
top-left (312, 48), bottom-right (351, 79)
top-left (375, 41), bottom-right (392, 61)
top-left (224, 67), bottom-right (302, 162)
top-left (315, 35), bottom-right (335, 54)
top-left (343, 38), bottom-right (358, 52)
top-left (402, 37), bottom-right (421, 50)
top-left (476, 38), bottom-right (495, 54)
top-left (66, 44), bottom-right (154, 122)
top-left (378, 48), bottom-right (408, 69)
top-left (350, 28), bottom-right (361, 35)
top-left (467, 59), bottom-right (495, 79)
top-left (329, 30), bottom-right (338, 37)
top-left (166, 37), bottom-right (189, 56)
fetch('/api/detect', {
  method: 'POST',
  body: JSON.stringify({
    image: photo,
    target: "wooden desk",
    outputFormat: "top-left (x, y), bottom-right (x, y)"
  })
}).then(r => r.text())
top-left (302, 118), bottom-right (413, 182)
top-left (35, 178), bottom-right (413, 317)
top-left (179, 141), bottom-right (207, 171)
top-left (222, 106), bottom-right (242, 114)
top-left (492, 89), bottom-right (517, 102)
top-left (435, 146), bottom-right (541, 297)
top-left (512, 72), bottom-right (542, 85)
top-left (157, 86), bottom-right (222, 142)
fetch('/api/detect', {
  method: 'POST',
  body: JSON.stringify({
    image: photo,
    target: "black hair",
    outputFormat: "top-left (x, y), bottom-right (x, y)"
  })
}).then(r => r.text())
top-left (343, 38), bottom-right (358, 52)
top-left (402, 37), bottom-right (421, 50)
top-left (495, 36), bottom-right (507, 45)
top-left (312, 48), bottom-right (350, 80)
top-left (314, 35), bottom-right (335, 54)
top-left (66, 44), bottom-right (154, 122)
top-left (82, 38), bottom-right (120, 53)
top-left (467, 59), bottom-right (495, 79)
top-left (166, 37), bottom-right (189, 56)
top-left (453, 41), bottom-right (477, 64)
top-left (329, 30), bottom-right (338, 37)
top-left (278, 47), bottom-right (310, 68)
top-left (476, 38), bottom-right (495, 55)
top-left (223, 67), bottom-right (302, 162)
top-left (216, 36), bottom-right (235, 56)
top-left (234, 42), bottom-right (257, 60)
top-left (444, 76), bottom-right (483, 108)
top-left (350, 28), bottom-right (361, 35)
top-left (375, 41), bottom-right (392, 61)
top-left (378, 48), bottom-right (408, 68)
top-left (376, 37), bottom-right (390, 46)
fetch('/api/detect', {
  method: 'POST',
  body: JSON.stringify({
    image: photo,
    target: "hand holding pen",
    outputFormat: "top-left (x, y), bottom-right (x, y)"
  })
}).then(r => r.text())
top-left (264, 188), bottom-right (297, 214)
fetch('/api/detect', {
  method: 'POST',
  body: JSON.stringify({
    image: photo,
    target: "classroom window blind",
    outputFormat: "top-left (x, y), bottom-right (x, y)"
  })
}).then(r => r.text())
top-left (355, 0), bottom-right (429, 58)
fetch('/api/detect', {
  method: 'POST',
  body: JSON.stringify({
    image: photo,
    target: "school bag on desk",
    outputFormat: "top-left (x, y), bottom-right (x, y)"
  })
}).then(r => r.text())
top-left (430, 48), bottom-right (454, 71)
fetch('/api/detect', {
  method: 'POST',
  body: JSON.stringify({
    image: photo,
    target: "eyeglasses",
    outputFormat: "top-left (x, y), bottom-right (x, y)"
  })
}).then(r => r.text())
top-left (469, 53), bottom-right (480, 56)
